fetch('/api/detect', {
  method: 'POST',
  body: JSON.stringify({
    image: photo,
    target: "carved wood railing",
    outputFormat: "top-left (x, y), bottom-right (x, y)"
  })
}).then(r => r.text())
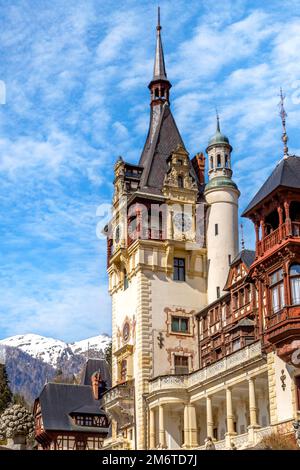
top-left (257, 221), bottom-right (300, 257)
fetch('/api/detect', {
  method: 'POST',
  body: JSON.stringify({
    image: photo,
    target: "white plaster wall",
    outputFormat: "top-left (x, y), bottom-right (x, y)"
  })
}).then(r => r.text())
top-left (206, 187), bottom-right (239, 304)
top-left (149, 271), bottom-right (206, 377)
top-left (274, 354), bottom-right (294, 422)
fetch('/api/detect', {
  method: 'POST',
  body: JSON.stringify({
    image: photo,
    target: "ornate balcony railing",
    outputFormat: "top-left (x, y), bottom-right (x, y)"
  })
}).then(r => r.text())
top-left (102, 380), bottom-right (134, 407)
top-left (149, 341), bottom-right (262, 393)
top-left (257, 221), bottom-right (300, 257)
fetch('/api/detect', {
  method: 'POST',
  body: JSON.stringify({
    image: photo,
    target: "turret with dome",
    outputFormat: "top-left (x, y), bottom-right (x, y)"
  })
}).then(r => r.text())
top-left (205, 114), bottom-right (240, 303)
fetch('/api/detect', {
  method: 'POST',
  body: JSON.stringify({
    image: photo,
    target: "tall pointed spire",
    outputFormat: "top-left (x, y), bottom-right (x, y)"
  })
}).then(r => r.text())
top-left (153, 7), bottom-right (167, 81)
top-left (279, 87), bottom-right (289, 158)
top-left (216, 108), bottom-right (220, 132)
top-left (148, 7), bottom-right (171, 108)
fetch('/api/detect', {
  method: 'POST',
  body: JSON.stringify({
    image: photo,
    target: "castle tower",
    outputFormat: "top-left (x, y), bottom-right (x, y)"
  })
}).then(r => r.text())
top-left (103, 10), bottom-right (207, 450)
top-left (205, 115), bottom-right (240, 303)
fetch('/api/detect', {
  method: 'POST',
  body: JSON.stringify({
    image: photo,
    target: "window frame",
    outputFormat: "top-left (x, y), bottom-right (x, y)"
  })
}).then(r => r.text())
top-left (290, 264), bottom-right (300, 306)
top-left (171, 315), bottom-right (190, 334)
top-left (269, 268), bottom-right (284, 314)
top-left (173, 257), bottom-right (186, 282)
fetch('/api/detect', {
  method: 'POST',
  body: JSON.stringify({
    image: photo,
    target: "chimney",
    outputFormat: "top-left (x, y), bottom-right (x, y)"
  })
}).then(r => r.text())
top-left (191, 152), bottom-right (206, 185)
top-left (91, 372), bottom-right (101, 400)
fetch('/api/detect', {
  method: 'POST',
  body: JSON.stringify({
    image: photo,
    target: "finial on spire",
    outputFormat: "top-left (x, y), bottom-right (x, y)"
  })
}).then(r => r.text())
top-left (157, 6), bottom-right (161, 30)
top-left (240, 223), bottom-right (245, 250)
top-left (216, 108), bottom-right (220, 132)
top-left (279, 88), bottom-right (289, 158)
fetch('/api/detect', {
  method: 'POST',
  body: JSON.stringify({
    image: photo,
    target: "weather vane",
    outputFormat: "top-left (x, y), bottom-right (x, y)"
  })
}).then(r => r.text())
top-left (240, 223), bottom-right (245, 250)
top-left (279, 88), bottom-right (289, 158)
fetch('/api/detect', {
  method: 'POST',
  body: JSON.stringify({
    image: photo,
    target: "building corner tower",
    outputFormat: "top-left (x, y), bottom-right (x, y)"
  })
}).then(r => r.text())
top-left (205, 115), bottom-right (240, 303)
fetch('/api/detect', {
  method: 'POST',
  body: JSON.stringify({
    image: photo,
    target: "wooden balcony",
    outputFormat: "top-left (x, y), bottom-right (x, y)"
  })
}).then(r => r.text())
top-left (257, 221), bottom-right (300, 257)
top-left (265, 305), bottom-right (300, 341)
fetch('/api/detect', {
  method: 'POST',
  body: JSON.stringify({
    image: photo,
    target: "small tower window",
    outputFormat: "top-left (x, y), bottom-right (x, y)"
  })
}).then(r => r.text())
top-left (155, 88), bottom-right (159, 98)
top-left (216, 286), bottom-right (220, 298)
top-left (161, 88), bottom-right (165, 98)
top-left (178, 176), bottom-right (184, 188)
top-left (124, 269), bottom-right (128, 290)
top-left (215, 223), bottom-right (219, 236)
top-left (228, 254), bottom-right (231, 265)
top-left (210, 156), bottom-right (213, 169)
top-left (225, 155), bottom-right (229, 167)
top-left (217, 155), bottom-right (221, 168)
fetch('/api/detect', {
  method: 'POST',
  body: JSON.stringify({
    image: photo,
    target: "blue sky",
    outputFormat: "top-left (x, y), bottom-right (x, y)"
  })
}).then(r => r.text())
top-left (0, 0), bottom-right (300, 342)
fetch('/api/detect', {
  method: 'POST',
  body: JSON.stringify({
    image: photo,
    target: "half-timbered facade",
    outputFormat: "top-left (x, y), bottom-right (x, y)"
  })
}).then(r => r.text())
top-left (34, 359), bottom-right (110, 450)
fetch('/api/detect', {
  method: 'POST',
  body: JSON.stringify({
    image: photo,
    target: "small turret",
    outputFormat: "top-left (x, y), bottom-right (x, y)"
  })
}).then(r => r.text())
top-left (205, 114), bottom-right (240, 303)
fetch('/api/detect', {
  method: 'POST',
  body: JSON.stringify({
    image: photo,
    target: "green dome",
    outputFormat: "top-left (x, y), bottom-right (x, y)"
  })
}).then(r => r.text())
top-left (207, 115), bottom-right (231, 147)
top-left (208, 130), bottom-right (230, 146)
top-left (205, 176), bottom-right (238, 192)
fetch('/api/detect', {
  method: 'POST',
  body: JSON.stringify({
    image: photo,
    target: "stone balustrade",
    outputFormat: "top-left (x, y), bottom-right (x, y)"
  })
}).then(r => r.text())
top-left (149, 341), bottom-right (262, 393)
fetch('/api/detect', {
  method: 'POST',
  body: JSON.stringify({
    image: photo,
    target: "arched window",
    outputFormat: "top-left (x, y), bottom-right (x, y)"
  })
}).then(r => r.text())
top-left (290, 264), bottom-right (300, 305)
top-left (155, 88), bottom-right (159, 98)
top-left (210, 156), bottom-right (213, 169)
top-left (269, 268), bottom-right (284, 313)
top-left (178, 175), bottom-right (184, 188)
top-left (217, 154), bottom-right (221, 167)
top-left (225, 155), bottom-right (229, 167)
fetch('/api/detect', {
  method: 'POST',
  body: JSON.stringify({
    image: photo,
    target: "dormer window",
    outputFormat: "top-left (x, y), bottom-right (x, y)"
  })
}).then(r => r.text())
top-left (73, 414), bottom-right (108, 428)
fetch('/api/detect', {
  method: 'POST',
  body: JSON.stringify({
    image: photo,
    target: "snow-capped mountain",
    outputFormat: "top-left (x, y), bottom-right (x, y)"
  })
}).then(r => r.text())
top-left (0, 333), bottom-right (111, 368)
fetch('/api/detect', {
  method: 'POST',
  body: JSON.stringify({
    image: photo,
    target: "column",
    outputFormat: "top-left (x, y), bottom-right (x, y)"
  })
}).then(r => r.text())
top-left (255, 222), bottom-right (260, 256)
top-left (278, 206), bottom-right (283, 240)
top-left (284, 200), bottom-right (291, 235)
top-left (226, 387), bottom-right (235, 435)
top-left (183, 404), bottom-right (189, 448)
top-left (158, 405), bottom-right (166, 448)
top-left (248, 378), bottom-right (258, 427)
top-left (149, 408), bottom-right (156, 449)
top-left (188, 404), bottom-right (199, 448)
top-left (206, 396), bottom-right (214, 439)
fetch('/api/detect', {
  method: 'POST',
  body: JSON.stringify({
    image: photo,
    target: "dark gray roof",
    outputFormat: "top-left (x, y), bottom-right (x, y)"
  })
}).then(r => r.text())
top-left (231, 249), bottom-right (255, 268)
top-left (81, 359), bottom-right (111, 388)
top-left (38, 383), bottom-right (108, 432)
top-left (138, 104), bottom-right (201, 195)
top-left (242, 155), bottom-right (300, 216)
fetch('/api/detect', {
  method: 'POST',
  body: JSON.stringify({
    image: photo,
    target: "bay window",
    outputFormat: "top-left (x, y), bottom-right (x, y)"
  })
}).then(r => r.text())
top-left (290, 264), bottom-right (300, 305)
top-left (270, 268), bottom-right (284, 313)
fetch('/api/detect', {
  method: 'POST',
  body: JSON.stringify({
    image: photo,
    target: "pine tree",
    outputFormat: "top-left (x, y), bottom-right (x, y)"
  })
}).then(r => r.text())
top-left (0, 364), bottom-right (12, 413)
top-left (105, 341), bottom-right (112, 371)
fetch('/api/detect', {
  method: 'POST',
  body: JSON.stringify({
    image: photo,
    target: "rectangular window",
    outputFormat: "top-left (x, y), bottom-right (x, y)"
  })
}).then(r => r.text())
top-left (171, 316), bottom-right (189, 333)
top-left (215, 223), bottom-right (218, 235)
top-left (270, 268), bottom-right (284, 313)
top-left (228, 254), bottom-right (231, 265)
top-left (174, 355), bottom-right (189, 374)
top-left (174, 257), bottom-right (185, 281)
top-left (120, 359), bottom-right (127, 382)
top-left (216, 286), bottom-right (220, 298)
